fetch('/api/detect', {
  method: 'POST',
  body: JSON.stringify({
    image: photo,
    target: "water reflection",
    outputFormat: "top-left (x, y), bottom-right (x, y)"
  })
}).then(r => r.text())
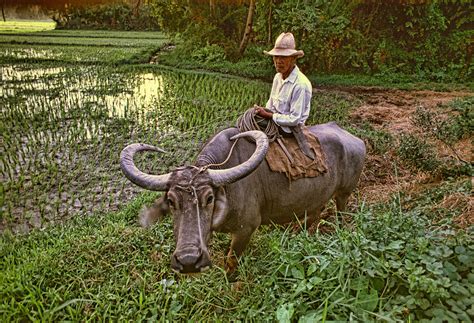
top-left (105, 73), bottom-right (165, 119)
top-left (1, 65), bottom-right (267, 232)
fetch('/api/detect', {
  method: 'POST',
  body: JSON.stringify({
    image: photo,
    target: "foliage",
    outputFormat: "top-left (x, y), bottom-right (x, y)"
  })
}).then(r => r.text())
top-left (350, 122), bottom-right (394, 155)
top-left (410, 97), bottom-right (473, 177)
top-left (397, 133), bottom-right (440, 172)
top-left (52, 1), bottom-right (160, 31)
top-left (1, 179), bottom-right (472, 321)
top-left (151, 0), bottom-right (472, 82)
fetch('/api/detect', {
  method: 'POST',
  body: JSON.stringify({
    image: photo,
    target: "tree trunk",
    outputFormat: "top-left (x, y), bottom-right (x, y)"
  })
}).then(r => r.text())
top-left (239, 0), bottom-right (256, 56)
top-left (267, 0), bottom-right (272, 44)
top-left (133, 0), bottom-right (141, 17)
top-left (209, 0), bottom-right (215, 18)
top-left (1, 0), bottom-right (6, 22)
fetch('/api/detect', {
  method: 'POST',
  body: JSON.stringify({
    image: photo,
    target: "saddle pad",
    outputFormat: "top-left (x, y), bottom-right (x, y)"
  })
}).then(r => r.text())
top-left (265, 128), bottom-right (327, 181)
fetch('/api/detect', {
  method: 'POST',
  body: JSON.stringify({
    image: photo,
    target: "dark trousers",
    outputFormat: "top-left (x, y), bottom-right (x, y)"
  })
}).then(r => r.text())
top-left (257, 118), bottom-right (293, 138)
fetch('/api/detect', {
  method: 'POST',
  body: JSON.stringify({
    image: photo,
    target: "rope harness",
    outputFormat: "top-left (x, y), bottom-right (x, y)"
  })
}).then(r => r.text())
top-left (172, 139), bottom-right (240, 253)
top-left (236, 108), bottom-right (280, 142)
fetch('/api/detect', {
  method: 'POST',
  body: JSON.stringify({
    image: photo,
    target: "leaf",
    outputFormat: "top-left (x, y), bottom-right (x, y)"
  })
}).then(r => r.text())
top-left (309, 276), bottom-right (323, 287)
top-left (298, 311), bottom-right (322, 323)
top-left (351, 277), bottom-right (369, 291)
top-left (291, 267), bottom-right (305, 280)
top-left (307, 263), bottom-right (317, 276)
top-left (276, 303), bottom-right (294, 323)
top-left (458, 254), bottom-right (473, 266)
top-left (358, 288), bottom-right (378, 312)
top-left (387, 240), bottom-right (404, 250)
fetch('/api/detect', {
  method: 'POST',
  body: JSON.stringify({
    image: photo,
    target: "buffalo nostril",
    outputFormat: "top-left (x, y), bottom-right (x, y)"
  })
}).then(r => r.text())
top-left (175, 248), bottom-right (202, 267)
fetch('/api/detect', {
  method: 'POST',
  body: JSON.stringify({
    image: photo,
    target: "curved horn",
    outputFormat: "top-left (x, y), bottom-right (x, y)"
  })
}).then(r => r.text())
top-left (120, 143), bottom-right (171, 191)
top-left (208, 130), bottom-right (269, 185)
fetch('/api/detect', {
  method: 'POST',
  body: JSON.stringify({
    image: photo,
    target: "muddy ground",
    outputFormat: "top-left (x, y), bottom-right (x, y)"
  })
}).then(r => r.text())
top-left (316, 86), bottom-right (473, 228)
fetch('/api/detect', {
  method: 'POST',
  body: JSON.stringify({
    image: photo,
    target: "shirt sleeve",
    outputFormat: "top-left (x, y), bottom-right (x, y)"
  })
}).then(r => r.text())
top-left (265, 74), bottom-right (279, 110)
top-left (272, 85), bottom-right (309, 127)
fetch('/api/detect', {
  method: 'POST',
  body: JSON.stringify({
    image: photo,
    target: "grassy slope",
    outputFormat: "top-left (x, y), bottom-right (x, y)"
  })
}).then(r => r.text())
top-left (1, 181), bottom-right (473, 321)
top-left (1, 25), bottom-right (473, 321)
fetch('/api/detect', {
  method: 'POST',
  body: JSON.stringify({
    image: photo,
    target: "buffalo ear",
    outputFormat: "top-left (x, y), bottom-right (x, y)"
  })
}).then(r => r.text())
top-left (212, 186), bottom-right (228, 230)
top-left (139, 195), bottom-right (170, 228)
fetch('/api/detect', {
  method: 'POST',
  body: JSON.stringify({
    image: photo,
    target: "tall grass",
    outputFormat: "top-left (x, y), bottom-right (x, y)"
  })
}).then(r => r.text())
top-left (1, 179), bottom-right (472, 321)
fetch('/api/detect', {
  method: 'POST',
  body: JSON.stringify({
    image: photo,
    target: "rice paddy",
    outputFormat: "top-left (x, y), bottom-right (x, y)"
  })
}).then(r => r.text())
top-left (0, 20), bottom-right (56, 33)
top-left (0, 27), bottom-right (289, 232)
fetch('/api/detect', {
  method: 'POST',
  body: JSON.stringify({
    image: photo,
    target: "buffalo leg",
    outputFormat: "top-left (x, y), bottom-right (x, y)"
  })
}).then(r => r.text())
top-left (334, 192), bottom-right (351, 224)
top-left (225, 227), bottom-right (255, 274)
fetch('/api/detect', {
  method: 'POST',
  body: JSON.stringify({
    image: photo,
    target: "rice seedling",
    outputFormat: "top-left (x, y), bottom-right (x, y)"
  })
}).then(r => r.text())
top-left (3, 51), bottom-right (354, 232)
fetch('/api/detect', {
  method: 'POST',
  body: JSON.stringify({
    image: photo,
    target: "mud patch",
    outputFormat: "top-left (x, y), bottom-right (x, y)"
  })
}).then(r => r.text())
top-left (319, 85), bottom-right (473, 226)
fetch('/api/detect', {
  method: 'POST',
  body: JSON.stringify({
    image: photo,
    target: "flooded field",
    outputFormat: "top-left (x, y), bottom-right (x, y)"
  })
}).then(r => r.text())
top-left (1, 61), bottom-right (276, 232)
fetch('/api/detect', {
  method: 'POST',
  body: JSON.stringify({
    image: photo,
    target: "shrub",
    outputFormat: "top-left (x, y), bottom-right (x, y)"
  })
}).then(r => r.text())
top-left (397, 134), bottom-right (440, 172)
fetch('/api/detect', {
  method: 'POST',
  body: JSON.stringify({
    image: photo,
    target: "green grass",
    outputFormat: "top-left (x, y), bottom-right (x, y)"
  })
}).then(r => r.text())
top-left (1, 180), bottom-right (472, 321)
top-left (0, 28), bottom-right (168, 65)
top-left (158, 45), bottom-right (473, 91)
top-left (0, 43), bottom-right (159, 65)
top-left (0, 20), bottom-right (56, 33)
top-left (0, 34), bottom-right (167, 48)
top-left (0, 29), bottom-right (166, 39)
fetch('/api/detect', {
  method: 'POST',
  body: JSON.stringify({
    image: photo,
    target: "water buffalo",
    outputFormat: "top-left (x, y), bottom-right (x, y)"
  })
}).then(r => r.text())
top-left (120, 122), bottom-right (366, 274)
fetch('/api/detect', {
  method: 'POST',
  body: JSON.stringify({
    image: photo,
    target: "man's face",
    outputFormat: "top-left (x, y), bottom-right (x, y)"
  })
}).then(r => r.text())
top-left (273, 55), bottom-right (296, 76)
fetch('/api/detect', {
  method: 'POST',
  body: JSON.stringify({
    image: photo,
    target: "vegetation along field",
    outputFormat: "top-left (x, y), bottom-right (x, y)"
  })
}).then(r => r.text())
top-left (1, 24), bottom-right (473, 321)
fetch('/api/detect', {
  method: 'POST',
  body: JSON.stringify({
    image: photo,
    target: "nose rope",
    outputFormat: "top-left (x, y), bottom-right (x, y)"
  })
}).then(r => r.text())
top-left (174, 138), bottom-right (241, 255)
top-left (191, 185), bottom-right (206, 252)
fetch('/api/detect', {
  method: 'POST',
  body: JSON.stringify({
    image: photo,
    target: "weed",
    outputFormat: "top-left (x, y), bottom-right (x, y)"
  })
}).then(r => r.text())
top-left (350, 122), bottom-right (394, 154)
top-left (397, 134), bottom-right (440, 172)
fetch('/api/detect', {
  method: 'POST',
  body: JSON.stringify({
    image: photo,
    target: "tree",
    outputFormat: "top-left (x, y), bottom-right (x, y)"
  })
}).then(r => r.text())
top-left (239, 0), bottom-right (256, 56)
top-left (2, 0), bottom-right (6, 22)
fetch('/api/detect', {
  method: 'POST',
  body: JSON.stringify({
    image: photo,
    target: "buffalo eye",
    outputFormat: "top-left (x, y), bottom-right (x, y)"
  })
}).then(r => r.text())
top-left (206, 195), bottom-right (214, 206)
top-left (167, 198), bottom-right (175, 209)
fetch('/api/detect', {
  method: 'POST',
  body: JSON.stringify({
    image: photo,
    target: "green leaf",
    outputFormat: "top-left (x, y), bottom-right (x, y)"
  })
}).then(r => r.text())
top-left (291, 267), bottom-right (305, 280)
top-left (387, 240), bottom-right (404, 250)
top-left (307, 263), bottom-right (317, 276)
top-left (276, 303), bottom-right (294, 323)
top-left (309, 276), bottom-right (323, 287)
top-left (358, 288), bottom-right (378, 312)
top-left (351, 277), bottom-right (369, 291)
top-left (298, 311), bottom-right (322, 323)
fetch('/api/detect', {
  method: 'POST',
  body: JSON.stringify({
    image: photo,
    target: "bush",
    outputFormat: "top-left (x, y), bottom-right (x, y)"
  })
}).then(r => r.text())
top-left (54, 2), bottom-right (160, 31)
top-left (397, 134), bottom-right (440, 172)
top-left (191, 44), bottom-right (226, 63)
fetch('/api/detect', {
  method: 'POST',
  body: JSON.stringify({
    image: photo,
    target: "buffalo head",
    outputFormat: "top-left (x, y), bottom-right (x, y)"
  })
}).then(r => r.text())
top-left (120, 131), bottom-right (269, 273)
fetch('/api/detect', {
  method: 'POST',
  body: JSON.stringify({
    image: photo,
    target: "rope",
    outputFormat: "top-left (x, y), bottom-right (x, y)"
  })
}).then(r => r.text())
top-left (191, 186), bottom-right (206, 253)
top-left (236, 108), bottom-right (280, 143)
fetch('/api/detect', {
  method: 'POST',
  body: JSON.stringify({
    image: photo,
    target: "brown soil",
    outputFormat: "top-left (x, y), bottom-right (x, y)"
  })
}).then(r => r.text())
top-left (316, 86), bottom-right (473, 227)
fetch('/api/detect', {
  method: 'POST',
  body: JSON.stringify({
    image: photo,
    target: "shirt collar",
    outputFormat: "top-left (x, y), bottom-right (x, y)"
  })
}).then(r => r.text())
top-left (280, 65), bottom-right (299, 84)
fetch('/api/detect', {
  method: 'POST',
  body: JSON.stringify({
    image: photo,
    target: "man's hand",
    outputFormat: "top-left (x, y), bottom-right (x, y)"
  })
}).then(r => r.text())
top-left (254, 105), bottom-right (273, 119)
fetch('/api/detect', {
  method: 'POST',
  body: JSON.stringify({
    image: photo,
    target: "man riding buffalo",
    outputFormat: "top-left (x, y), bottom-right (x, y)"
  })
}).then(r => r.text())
top-left (254, 32), bottom-right (315, 159)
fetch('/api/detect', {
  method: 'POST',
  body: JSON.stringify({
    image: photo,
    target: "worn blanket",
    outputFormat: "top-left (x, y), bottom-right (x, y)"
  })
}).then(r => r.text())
top-left (265, 128), bottom-right (327, 181)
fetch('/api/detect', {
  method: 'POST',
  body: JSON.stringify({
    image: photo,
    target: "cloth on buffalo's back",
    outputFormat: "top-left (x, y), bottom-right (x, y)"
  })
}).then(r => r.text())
top-left (265, 127), bottom-right (327, 181)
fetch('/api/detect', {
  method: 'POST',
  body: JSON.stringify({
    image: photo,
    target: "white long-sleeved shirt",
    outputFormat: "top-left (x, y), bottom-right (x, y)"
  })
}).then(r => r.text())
top-left (265, 65), bottom-right (312, 133)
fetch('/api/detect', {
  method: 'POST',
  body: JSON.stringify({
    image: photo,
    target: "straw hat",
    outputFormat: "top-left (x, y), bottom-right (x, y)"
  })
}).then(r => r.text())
top-left (264, 32), bottom-right (304, 58)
